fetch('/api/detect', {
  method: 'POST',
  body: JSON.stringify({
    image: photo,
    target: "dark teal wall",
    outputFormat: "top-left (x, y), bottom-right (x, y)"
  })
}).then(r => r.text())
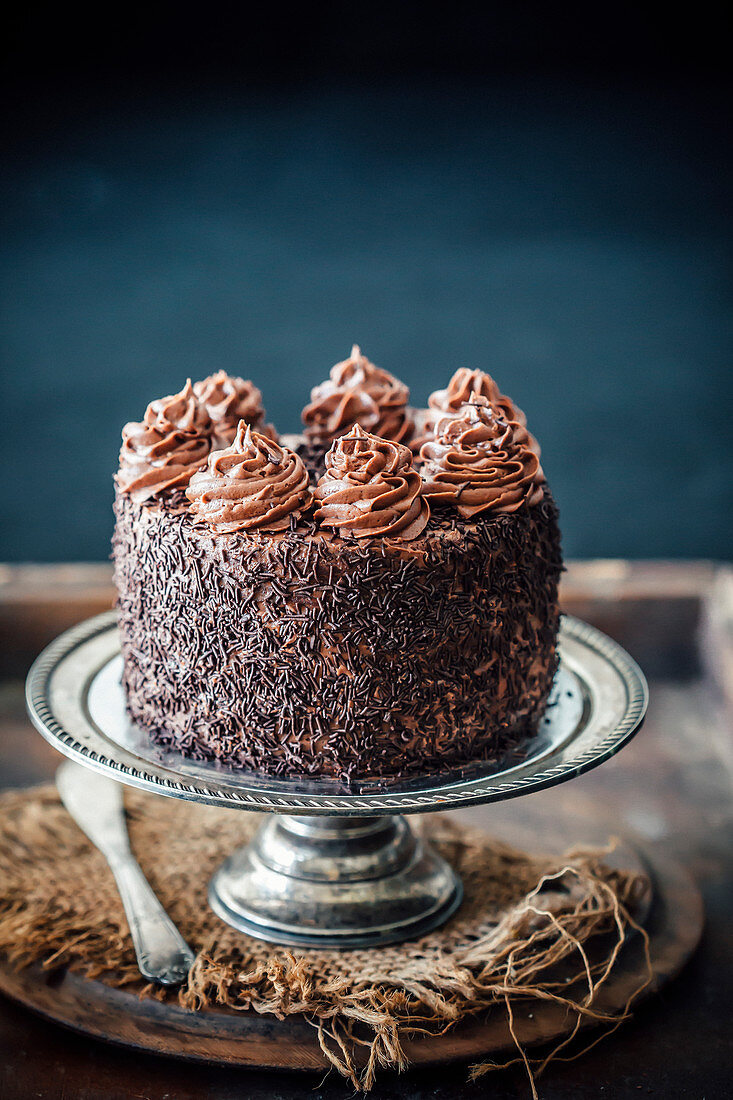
top-left (2, 81), bottom-right (731, 561)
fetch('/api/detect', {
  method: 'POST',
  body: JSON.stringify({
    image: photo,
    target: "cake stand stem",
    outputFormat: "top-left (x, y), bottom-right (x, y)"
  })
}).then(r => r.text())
top-left (208, 813), bottom-right (463, 948)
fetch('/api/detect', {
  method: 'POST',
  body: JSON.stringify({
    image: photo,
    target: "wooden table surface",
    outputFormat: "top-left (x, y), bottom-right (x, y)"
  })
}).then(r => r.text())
top-left (0, 561), bottom-right (731, 1099)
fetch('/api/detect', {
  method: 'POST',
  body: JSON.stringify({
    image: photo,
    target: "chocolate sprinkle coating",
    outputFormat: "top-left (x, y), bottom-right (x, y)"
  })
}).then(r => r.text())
top-left (113, 481), bottom-right (562, 786)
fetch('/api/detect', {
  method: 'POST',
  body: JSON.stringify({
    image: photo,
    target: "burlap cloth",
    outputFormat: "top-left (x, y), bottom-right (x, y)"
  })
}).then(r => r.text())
top-left (0, 784), bottom-right (651, 1095)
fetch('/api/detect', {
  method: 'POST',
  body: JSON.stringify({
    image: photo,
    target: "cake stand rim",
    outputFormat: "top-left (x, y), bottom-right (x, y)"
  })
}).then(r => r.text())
top-left (25, 611), bottom-right (648, 815)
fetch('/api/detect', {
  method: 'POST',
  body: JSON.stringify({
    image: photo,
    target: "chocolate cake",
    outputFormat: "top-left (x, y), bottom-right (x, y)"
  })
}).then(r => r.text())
top-left (112, 350), bottom-right (562, 786)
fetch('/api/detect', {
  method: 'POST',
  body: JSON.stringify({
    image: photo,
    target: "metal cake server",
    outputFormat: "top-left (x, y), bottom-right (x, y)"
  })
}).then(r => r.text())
top-left (56, 760), bottom-right (195, 986)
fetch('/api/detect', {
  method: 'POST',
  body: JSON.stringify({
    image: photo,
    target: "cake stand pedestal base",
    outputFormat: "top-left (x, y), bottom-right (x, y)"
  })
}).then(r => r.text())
top-left (208, 813), bottom-right (463, 947)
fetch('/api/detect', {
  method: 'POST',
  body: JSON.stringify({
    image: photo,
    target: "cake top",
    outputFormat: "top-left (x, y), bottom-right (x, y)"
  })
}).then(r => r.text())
top-left (116, 354), bottom-right (546, 535)
top-left (421, 395), bottom-right (544, 517)
top-left (302, 345), bottom-right (413, 448)
top-left (314, 425), bottom-right (429, 540)
top-left (186, 422), bottom-right (312, 534)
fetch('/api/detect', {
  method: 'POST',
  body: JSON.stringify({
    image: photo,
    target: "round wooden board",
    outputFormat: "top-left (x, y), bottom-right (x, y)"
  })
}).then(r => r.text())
top-left (0, 843), bottom-right (703, 1072)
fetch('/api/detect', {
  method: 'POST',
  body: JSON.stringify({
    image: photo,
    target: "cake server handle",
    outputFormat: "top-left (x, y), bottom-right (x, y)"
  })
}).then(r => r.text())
top-left (106, 854), bottom-right (196, 986)
top-left (56, 761), bottom-right (195, 986)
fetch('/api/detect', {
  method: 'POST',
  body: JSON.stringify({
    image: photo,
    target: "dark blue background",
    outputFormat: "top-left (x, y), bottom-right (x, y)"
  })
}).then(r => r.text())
top-left (2, 74), bottom-right (731, 561)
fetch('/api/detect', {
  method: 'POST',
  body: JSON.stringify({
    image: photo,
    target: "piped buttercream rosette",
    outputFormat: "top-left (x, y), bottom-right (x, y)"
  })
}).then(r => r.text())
top-left (186, 422), bottom-right (312, 534)
top-left (420, 395), bottom-right (544, 517)
top-left (193, 371), bottom-right (277, 448)
top-left (430, 367), bottom-right (527, 426)
top-left (302, 345), bottom-right (413, 448)
top-left (144, 376), bottom-right (212, 435)
top-left (412, 367), bottom-right (538, 456)
top-left (116, 379), bottom-right (212, 503)
top-left (314, 425), bottom-right (429, 539)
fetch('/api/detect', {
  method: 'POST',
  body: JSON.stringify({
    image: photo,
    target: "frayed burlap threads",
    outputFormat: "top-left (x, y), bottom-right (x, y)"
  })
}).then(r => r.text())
top-left (0, 785), bottom-right (651, 1094)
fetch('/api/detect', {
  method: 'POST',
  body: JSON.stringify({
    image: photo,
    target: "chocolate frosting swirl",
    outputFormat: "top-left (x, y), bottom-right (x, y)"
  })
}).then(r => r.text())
top-left (302, 345), bottom-right (413, 448)
top-left (412, 368), bottom-right (538, 456)
top-left (314, 425), bottom-right (429, 540)
top-left (420, 396), bottom-right (544, 517)
top-left (193, 371), bottom-right (276, 447)
top-left (117, 379), bottom-right (212, 503)
top-left (429, 367), bottom-right (527, 426)
top-left (186, 422), bottom-right (312, 534)
top-left (144, 377), bottom-right (212, 434)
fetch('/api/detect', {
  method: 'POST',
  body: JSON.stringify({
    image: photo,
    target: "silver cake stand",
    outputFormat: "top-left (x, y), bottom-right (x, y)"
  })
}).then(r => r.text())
top-left (26, 612), bottom-right (647, 949)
